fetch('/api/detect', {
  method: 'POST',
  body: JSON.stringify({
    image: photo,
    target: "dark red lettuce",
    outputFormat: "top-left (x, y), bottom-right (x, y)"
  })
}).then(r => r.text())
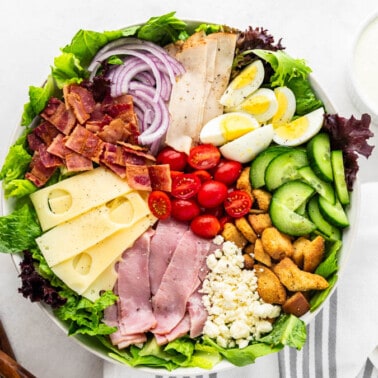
top-left (18, 250), bottom-right (67, 308)
top-left (323, 113), bottom-right (374, 190)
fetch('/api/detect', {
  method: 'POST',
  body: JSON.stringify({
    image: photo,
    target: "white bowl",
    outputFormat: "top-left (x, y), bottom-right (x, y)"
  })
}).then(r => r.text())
top-left (1, 21), bottom-right (360, 377)
top-left (348, 13), bottom-right (378, 124)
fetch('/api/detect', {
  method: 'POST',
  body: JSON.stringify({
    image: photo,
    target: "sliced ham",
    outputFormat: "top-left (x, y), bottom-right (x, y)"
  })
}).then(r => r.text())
top-left (118, 228), bottom-right (156, 336)
top-left (151, 230), bottom-right (211, 334)
top-left (187, 290), bottom-right (208, 338)
top-left (154, 313), bottom-right (191, 346)
top-left (149, 219), bottom-right (188, 296)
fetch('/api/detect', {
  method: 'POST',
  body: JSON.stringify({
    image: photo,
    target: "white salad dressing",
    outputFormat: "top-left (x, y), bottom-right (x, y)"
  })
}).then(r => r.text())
top-left (352, 15), bottom-right (378, 121)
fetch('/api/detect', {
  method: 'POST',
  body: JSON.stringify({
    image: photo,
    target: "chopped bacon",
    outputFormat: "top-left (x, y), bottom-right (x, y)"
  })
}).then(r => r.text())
top-left (25, 152), bottom-right (57, 187)
top-left (64, 84), bottom-right (96, 124)
top-left (33, 121), bottom-right (61, 145)
top-left (40, 98), bottom-right (76, 135)
top-left (148, 164), bottom-right (172, 192)
top-left (65, 125), bottom-right (104, 163)
top-left (125, 164), bottom-right (152, 191)
top-left (65, 152), bottom-right (93, 172)
top-left (118, 142), bottom-right (156, 164)
top-left (38, 144), bottom-right (63, 168)
top-left (27, 133), bottom-right (44, 152)
top-left (97, 118), bottom-right (132, 144)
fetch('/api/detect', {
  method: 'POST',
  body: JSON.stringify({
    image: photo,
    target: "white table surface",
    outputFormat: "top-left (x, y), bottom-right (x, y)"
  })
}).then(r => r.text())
top-left (1, 1), bottom-right (378, 377)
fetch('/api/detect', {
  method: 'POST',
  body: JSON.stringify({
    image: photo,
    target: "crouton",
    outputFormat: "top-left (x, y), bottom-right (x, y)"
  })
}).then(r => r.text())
top-left (252, 189), bottom-right (272, 211)
top-left (282, 292), bottom-right (310, 317)
top-left (292, 237), bottom-right (309, 267)
top-left (248, 213), bottom-right (272, 235)
top-left (254, 264), bottom-right (287, 305)
top-left (261, 227), bottom-right (294, 260)
top-left (235, 217), bottom-right (258, 243)
top-left (273, 257), bottom-right (329, 291)
top-left (236, 167), bottom-right (254, 198)
top-left (243, 243), bottom-right (255, 255)
top-left (253, 238), bottom-right (272, 267)
top-left (221, 222), bottom-right (247, 248)
top-left (243, 253), bottom-right (255, 269)
top-left (303, 235), bottom-right (325, 273)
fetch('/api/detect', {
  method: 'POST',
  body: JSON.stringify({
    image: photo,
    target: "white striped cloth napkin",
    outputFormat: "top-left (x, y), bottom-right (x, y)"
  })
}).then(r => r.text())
top-left (103, 182), bottom-right (378, 378)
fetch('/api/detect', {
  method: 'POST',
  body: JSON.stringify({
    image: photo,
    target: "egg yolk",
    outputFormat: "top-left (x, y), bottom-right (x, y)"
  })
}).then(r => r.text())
top-left (272, 91), bottom-right (289, 123)
top-left (231, 64), bottom-right (258, 90)
top-left (240, 95), bottom-right (271, 115)
top-left (274, 116), bottom-right (309, 140)
top-left (220, 114), bottom-right (257, 141)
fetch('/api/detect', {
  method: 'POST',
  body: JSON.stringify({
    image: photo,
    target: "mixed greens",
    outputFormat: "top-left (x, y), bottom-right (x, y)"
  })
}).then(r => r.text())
top-left (0, 11), bottom-right (374, 371)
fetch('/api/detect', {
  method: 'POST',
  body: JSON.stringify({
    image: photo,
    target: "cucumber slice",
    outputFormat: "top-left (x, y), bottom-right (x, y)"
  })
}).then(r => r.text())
top-left (307, 132), bottom-right (333, 182)
top-left (250, 146), bottom-right (289, 188)
top-left (265, 149), bottom-right (308, 191)
top-left (272, 180), bottom-right (315, 211)
top-left (270, 198), bottom-right (317, 236)
top-left (298, 166), bottom-right (335, 204)
top-left (331, 150), bottom-right (350, 205)
top-left (307, 196), bottom-right (342, 240)
top-left (318, 196), bottom-right (349, 228)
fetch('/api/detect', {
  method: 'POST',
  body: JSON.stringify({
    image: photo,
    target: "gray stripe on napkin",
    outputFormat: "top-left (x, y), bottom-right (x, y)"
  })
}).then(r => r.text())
top-left (328, 289), bottom-right (338, 378)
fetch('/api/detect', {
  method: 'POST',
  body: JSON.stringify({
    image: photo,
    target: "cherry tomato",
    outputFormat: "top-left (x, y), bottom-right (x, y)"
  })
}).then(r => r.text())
top-left (213, 160), bottom-right (243, 186)
top-left (156, 147), bottom-right (187, 171)
top-left (193, 169), bottom-right (212, 183)
top-left (197, 180), bottom-right (228, 208)
top-left (190, 214), bottom-right (221, 239)
top-left (188, 144), bottom-right (221, 170)
top-left (148, 191), bottom-right (172, 220)
top-left (224, 190), bottom-right (253, 218)
top-left (170, 170), bottom-right (184, 180)
top-left (171, 198), bottom-right (201, 222)
top-left (171, 173), bottom-right (201, 199)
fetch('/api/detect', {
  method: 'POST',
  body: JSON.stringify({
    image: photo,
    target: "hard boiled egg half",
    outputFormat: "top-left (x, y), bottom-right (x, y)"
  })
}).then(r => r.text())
top-left (272, 107), bottom-right (325, 146)
top-left (220, 124), bottom-right (274, 163)
top-left (199, 112), bottom-right (260, 146)
top-left (220, 59), bottom-right (265, 108)
top-left (271, 86), bottom-right (296, 124)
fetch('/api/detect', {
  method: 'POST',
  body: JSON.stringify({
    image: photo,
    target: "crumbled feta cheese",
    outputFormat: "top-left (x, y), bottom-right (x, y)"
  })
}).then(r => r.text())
top-left (201, 240), bottom-right (281, 349)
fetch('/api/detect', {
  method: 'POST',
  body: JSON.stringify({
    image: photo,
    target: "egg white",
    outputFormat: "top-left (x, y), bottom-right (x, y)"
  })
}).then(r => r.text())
top-left (220, 124), bottom-right (274, 163)
top-left (234, 88), bottom-right (278, 123)
top-left (272, 107), bottom-right (325, 146)
top-left (271, 86), bottom-right (296, 124)
top-left (220, 60), bottom-right (265, 109)
top-left (200, 112), bottom-right (260, 146)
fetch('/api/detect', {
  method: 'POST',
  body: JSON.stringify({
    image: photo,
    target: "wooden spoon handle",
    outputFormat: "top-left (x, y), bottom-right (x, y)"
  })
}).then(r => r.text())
top-left (0, 349), bottom-right (36, 378)
top-left (0, 320), bottom-right (16, 360)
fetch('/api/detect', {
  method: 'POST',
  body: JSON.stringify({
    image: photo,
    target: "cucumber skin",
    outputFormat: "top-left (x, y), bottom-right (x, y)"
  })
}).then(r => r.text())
top-left (318, 196), bottom-right (349, 228)
top-left (307, 196), bottom-right (342, 240)
top-left (272, 180), bottom-right (315, 211)
top-left (269, 198), bottom-right (317, 236)
top-left (307, 132), bottom-right (333, 183)
top-left (331, 150), bottom-right (350, 206)
top-left (264, 148), bottom-right (308, 191)
top-left (250, 146), bottom-right (289, 188)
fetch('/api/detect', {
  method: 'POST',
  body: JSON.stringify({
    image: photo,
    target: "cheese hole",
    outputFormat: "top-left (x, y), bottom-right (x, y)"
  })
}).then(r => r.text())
top-left (72, 253), bottom-right (92, 275)
top-left (106, 196), bottom-right (134, 224)
top-left (47, 189), bottom-right (72, 214)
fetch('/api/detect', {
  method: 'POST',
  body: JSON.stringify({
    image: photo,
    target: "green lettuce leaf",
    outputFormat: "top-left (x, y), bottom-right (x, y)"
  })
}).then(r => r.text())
top-left (315, 239), bottom-right (342, 278)
top-left (52, 52), bottom-right (87, 89)
top-left (21, 75), bottom-right (57, 126)
top-left (310, 273), bottom-right (338, 311)
top-left (253, 49), bottom-right (323, 115)
top-left (203, 337), bottom-right (282, 366)
top-left (54, 290), bottom-right (118, 336)
top-left (0, 203), bottom-right (41, 253)
top-left (258, 314), bottom-right (306, 350)
top-left (135, 11), bottom-right (188, 45)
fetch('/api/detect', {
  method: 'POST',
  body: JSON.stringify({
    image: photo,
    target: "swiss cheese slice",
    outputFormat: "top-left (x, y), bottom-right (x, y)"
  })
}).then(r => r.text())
top-left (51, 214), bottom-right (156, 298)
top-left (30, 167), bottom-right (132, 231)
top-left (36, 191), bottom-right (151, 267)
